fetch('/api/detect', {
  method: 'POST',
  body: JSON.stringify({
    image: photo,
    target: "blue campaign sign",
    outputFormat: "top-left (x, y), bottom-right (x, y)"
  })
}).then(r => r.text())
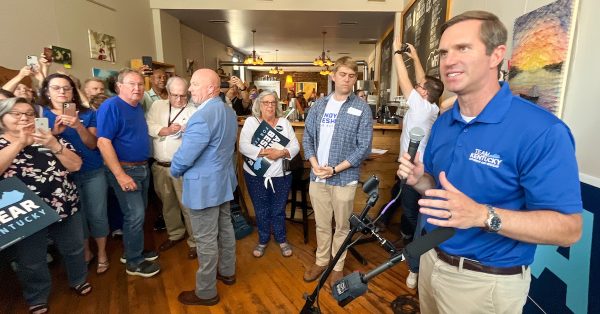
top-left (0, 177), bottom-right (60, 250)
top-left (525, 182), bottom-right (600, 314)
top-left (243, 120), bottom-right (290, 177)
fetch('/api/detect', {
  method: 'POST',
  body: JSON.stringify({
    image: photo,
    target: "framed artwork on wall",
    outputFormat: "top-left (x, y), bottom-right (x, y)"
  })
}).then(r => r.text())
top-left (508, 0), bottom-right (579, 117)
top-left (88, 29), bottom-right (117, 63)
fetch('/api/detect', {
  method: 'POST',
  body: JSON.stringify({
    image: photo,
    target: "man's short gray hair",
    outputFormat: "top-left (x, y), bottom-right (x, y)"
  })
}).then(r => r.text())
top-left (166, 76), bottom-right (189, 94)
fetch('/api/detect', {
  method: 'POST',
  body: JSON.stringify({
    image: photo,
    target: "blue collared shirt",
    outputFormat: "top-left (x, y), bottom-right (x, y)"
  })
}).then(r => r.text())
top-left (423, 82), bottom-right (582, 267)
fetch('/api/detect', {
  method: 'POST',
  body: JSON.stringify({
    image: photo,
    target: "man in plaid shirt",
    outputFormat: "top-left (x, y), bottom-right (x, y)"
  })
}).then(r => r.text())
top-left (302, 56), bottom-right (373, 286)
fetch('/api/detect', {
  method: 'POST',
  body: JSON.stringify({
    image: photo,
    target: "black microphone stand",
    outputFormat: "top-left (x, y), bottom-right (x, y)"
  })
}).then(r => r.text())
top-left (301, 176), bottom-right (385, 314)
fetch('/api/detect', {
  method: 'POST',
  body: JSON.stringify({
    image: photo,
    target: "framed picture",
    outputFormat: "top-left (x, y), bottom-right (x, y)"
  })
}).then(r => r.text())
top-left (51, 46), bottom-right (72, 68)
top-left (88, 29), bottom-right (117, 62)
top-left (508, 0), bottom-right (579, 117)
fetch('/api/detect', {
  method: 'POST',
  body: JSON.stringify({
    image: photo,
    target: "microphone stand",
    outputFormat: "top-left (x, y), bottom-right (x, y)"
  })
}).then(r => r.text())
top-left (301, 181), bottom-right (383, 314)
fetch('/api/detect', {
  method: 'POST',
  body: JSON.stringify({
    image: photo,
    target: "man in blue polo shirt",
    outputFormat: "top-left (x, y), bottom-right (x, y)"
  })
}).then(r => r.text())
top-left (397, 11), bottom-right (582, 313)
top-left (97, 68), bottom-right (160, 278)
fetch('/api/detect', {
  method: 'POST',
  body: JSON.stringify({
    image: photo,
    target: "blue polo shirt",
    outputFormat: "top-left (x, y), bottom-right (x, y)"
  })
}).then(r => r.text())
top-left (423, 82), bottom-right (582, 267)
top-left (96, 96), bottom-right (149, 162)
top-left (43, 107), bottom-right (104, 172)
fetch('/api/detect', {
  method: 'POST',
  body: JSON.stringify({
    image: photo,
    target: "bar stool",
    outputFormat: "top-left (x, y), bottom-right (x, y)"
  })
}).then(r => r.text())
top-left (287, 166), bottom-right (313, 244)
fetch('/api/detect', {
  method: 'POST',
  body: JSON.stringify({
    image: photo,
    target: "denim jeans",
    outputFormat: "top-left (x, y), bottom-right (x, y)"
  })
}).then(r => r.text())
top-left (11, 212), bottom-right (87, 306)
top-left (189, 202), bottom-right (236, 299)
top-left (105, 165), bottom-right (149, 267)
top-left (73, 167), bottom-right (109, 238)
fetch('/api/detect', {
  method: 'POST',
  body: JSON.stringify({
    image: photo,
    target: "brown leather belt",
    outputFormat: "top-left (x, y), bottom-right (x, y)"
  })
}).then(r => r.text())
top-left (119, 160), bottom-right (148, 167)
top-left (434, 247), bottom-right (525, 275)
top-left (155, 161), bottom-right (171, 167)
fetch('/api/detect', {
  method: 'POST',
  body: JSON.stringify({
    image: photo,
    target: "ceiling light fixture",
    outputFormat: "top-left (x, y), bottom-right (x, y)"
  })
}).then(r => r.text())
top-left (269, 49), bottom-right (284, 75)
top-left (313, 31), bottom-right (334, 67)
top-left (244, 30), bottom-right (264, 65)
top-left (319, 66), bottom-right (332, 76)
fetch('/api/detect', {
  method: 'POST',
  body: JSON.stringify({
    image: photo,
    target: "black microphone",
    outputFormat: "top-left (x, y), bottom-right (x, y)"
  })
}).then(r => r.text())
top-left (362, 175), bottom-right (379, 196)
top-left (331, 227), bottom-right (455, 306)
top-left (406, 126), bottom-right (426, 164)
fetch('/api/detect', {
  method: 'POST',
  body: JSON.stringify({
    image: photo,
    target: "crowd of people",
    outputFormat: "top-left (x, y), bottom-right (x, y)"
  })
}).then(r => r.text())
top-left (0, 9), bottom-right (583, 314)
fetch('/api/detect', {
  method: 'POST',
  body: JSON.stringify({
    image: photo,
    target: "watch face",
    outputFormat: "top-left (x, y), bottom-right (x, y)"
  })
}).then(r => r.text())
top-left (489, 216), bottom-right (502, 231)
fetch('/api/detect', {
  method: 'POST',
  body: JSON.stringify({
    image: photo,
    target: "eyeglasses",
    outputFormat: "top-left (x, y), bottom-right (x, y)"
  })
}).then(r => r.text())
top-left (7, 111), bottom-right (36, 119)
top-left (49, 85), bottom-right (73, 92)
top-left (122, 82), bottom-right (145, 89)
top-left (261, 101), bottom-right (278, 106)
top-left (170, 94), bottom-right (188, 100)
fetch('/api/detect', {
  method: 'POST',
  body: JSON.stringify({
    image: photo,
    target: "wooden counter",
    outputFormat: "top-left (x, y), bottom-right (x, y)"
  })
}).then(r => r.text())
top-left (237, 120), bottom-right (402, 218)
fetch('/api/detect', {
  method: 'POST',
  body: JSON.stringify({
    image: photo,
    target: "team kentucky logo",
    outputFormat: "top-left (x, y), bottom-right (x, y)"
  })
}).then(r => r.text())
top-left (468, 149), bottom-right (503, 168)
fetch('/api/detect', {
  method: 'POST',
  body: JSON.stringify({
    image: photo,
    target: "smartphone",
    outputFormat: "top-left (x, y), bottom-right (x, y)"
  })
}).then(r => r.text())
top-left (43, 47), bottom-right (53, 62)
top-left (141, 56), bottom-right (153, 75)
top-left (26, 55), bottom-right (38, 68)
top-left (63, 103), bottom-right (77, 117)
top-left (34, 118), bottom-right (50, 132)
top-left (142, 56), bottom-right (153, 67)
top-left (220, 80), bottom-right (231, 89)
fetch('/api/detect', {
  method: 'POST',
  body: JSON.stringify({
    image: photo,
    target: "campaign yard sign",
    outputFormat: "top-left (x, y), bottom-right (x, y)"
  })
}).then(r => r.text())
top-left (242, 120), bottom-right (290, 177)
top-left (0, 177), bottom-right (60, 250)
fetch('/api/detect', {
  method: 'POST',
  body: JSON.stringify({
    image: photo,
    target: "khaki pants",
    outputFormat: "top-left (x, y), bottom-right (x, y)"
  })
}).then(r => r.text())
top-left (418, 249), bottom-right (531, 314)
top-left (152, 163), bottom-right (195, 247)
top-left (309, 182), bottom-right (356, 271)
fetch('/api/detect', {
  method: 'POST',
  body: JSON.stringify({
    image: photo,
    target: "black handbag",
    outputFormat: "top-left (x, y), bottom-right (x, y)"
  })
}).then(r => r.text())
top-left (231, 208), bottom-right (253, 240)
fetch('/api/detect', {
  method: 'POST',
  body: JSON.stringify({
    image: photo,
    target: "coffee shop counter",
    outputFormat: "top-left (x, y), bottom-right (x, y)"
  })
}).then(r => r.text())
top-left (236, 120), bottom-right (402, 218)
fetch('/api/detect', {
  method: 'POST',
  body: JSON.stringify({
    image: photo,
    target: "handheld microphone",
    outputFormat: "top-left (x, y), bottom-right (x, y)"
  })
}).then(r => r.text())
top-left (376, 127), bottom-right (426, 219)
top-left (332, 227), bottom-right (455, 306)
top-left (406, 126), bottom-right (426, 164)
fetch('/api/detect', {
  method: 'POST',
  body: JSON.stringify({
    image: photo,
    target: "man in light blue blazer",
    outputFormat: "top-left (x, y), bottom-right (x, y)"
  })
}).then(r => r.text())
top-left (171, 69), bottom-right (238, 306)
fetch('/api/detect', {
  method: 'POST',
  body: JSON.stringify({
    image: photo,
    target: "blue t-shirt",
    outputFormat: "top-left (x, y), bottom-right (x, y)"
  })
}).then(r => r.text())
top-left (96, 96), bottom-right (149, 162)
top-left (43, 107), bottom-right (104, 173)
top-left (423, 82), bottom-right (582, 267)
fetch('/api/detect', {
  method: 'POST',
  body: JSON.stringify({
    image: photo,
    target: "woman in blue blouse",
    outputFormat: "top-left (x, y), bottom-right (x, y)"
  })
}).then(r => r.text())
top-left (39, 73), bottom-right (110, 274)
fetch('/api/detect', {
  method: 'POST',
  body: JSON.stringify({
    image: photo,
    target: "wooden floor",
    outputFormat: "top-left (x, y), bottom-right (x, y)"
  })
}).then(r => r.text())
top-left (0, 203), bottom-right (418, 314)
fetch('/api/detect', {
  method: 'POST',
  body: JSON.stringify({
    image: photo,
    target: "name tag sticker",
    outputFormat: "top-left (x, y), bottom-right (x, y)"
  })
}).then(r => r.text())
top-left (348, 107), bottom-right (362, 116)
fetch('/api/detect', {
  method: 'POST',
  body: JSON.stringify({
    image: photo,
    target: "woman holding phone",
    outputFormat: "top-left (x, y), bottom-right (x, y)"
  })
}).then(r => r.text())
top-left (39, 73), bottom-right (110, 274)
top-left (0, 97), bottom-right (87, 314)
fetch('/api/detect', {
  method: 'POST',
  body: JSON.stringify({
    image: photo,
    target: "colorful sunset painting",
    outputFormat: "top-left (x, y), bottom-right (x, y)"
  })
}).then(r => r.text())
top-left (508, 0), bottom-right (578, 117)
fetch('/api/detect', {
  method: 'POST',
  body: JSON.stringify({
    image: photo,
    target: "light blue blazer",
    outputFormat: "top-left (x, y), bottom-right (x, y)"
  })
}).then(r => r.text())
top-left (171, 97), bottom-right (238, 210)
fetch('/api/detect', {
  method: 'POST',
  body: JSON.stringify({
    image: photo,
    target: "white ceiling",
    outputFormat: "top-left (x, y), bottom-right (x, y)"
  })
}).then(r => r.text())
top-left (165, 9), bottom-right (395, 71)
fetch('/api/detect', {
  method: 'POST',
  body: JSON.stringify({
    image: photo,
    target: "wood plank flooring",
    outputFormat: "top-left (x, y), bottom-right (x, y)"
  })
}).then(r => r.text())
top-left (0, 204), bottom-right (418, 313)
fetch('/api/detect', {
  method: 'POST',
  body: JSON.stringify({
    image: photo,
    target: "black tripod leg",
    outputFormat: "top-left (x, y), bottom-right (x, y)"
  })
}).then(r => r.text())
top-left (348, 247), bottom-right (368, 265)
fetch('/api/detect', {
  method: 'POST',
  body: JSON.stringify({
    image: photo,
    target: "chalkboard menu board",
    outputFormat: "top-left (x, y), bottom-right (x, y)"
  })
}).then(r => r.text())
top-left (378, 29), bottom-right (394, 106)
top-left (401, 0), bottom-right (449, 82)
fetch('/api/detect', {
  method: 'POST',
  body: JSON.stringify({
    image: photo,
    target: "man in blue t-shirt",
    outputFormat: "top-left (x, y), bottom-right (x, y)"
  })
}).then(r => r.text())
top-left (397, 11), bottom-right (582, 313)
top-left (97, 68), bottom-right (160, 278)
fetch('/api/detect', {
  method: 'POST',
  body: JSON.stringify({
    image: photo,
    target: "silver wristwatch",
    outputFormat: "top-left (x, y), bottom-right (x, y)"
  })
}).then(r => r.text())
top-left (484, 204), bottom-right (502, 233)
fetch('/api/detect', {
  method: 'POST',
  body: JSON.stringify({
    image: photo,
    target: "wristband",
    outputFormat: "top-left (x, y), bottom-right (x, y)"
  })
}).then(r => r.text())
top-left (332, 166), bottom-right (337, 175)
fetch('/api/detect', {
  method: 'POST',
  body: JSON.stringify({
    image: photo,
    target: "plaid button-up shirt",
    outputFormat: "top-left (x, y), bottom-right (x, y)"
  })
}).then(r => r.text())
top-left (303, 93), bottom-right (373, 186)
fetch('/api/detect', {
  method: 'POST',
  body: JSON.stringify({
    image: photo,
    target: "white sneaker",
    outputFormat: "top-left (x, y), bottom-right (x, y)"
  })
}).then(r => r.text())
top-left (406, 271), bottom-right (418, 289)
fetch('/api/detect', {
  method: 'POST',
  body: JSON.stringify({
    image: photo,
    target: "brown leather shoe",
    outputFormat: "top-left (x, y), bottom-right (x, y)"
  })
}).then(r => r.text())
top-left (188, 247), bottom-right (197, 259)
top-left (158, 238), bottom-right (184, 252)
top-left (330, 270), bottom-right (344, 286)
top-left (177, 290), bottom-right (220, 306)
top-left (217, 273), bottom-right (236, 285)
top-left (303, 264), bottom-right (326, 282)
